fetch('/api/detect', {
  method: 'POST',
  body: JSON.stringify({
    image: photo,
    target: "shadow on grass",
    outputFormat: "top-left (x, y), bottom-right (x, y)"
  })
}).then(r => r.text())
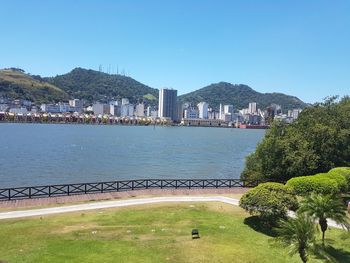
top-left (313, 244), bottom-right (350, 263)
top-left (243, 216), bottom-right (277, 237)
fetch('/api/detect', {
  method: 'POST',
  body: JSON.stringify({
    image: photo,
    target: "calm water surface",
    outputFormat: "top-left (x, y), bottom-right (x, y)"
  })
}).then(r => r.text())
top-left (0, 123), bottom-right (265, 187)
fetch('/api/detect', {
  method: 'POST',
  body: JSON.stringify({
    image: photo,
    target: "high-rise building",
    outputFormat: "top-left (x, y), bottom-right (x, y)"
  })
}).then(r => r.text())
top-left (224, 105), bottom-right (233, 114)
top-left (158, 88), bottom-right (177, 121)
top-left (197, 102), bottom-right (209, 119)
top-left (121, 104), bottom-right (134, 117)
top-left (135, 103), bottom-right (145, 117)
top-left (248, 102), bottom-right (257, 114)
top-left (92, 103), bottom-right (110, 115)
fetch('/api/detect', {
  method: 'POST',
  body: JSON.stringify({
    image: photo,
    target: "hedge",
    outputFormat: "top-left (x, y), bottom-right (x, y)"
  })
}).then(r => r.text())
top-left (286, 167), bottom-right (350, 195)
top-left (239, 182), bottom-right (298, 223)
top-left (286, 175), bottom-right (339, 195)
top-left (328, 167), bottom-right (350, 188)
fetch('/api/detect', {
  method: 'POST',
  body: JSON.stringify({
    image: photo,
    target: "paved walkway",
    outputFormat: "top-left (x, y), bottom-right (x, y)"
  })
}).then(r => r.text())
top-left (0, 195), bottom-right (345, 230)
top-left (0, 196), bottom-right (238, 220)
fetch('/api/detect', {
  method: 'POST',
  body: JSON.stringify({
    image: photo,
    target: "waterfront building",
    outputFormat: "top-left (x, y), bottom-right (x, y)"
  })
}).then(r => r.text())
top-left (40, 104), bottom-right (60, 113)
top-left (219, 104), bottom-right (223, 120)
top-left (121, 103), bottom-right (134, 117)
top-left (59, 102), bottom-right (71, 113)
top-left (224, 105), bottom-right (234, 115)
top-left (184, 108), bottom-right (199, 119)
top-left (248, 102), bottom-right (257, 114)
top-left (92, 103), bottom-right (110, 115)
top-left (146, 106), bottom-right (152, 117)
top-left (69, 99), bottom-right (83, 108)
top-left (150, 109), bottom-right (158, 118)
top-left (69, 99), bottom-right (84, 112)
top-left (208, 108), bottom-right (220, 120)
top-left (9, 107), bottom-right (28, 114)
top-left (110, 104), bottom-right (121, 116)
top-left (197, 102), bottom-right (209, 119)
top-left (158, 88), bottom-right (177, 121)
top-left (135, 103), bottom-right (145, 117)
top-left (174, 102), bottom-right (184, 122)
top-left (122, 98), bottom-right (129, 105)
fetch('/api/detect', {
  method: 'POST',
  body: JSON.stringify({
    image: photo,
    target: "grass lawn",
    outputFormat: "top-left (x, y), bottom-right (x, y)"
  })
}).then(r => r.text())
top-left (0, 202), bottom-right (349, 263)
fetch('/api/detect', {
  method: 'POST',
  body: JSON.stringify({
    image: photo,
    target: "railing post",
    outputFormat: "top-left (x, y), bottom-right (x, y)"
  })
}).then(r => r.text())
top-left (161, 180), bottom-right (163, 189)
top-left (117, 181), bottom-right (119, 192)
top-left (8, 189), bottom-right (11, 201)
top-left (67, 185), bottom-right (70, 196)
top-left (189, 180), bottom-right (191, 189)
top-left (175, 180), bottom-right (178, 189)
top-left (49, 186), bottom-right (51, 197)
top-left (101, 183), bottom-right (104, 193)
top-left (146, 179), bottom-right (149, 189)
top-left (84, 184), bottom-right (87, 194)
top-left (29, 187), bottom-right (32, 198)
top-left (215, 179), bottom-right (218, 188)
top-left (132, 181), bottom-right (134, 190)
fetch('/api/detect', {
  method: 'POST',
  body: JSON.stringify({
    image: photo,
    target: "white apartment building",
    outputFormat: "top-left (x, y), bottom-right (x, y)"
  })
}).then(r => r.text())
top-left (197, 102), bottom-right (209, 119)
top-left (248, 102), bottom-right (257, 114)
top-left (135, 103), bottom-right (145, 117)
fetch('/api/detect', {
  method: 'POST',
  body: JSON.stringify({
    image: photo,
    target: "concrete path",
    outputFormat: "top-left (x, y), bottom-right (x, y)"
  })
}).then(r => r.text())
top-left (0, 196), bottom-right (238, 220)
top-left (0, 195), bottom-right (346, 230)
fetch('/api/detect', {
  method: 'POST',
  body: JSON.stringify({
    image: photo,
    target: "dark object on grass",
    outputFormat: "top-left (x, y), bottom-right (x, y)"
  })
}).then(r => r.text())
top-left (192, 229), bottom-right (200, 239)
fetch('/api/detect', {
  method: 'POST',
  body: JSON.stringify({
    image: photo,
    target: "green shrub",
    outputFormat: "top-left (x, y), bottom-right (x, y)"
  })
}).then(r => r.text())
top-left (328, 167), bottom-right (350, 189)
top-left (286, 175), bottom-right (339, 195)
top-left (239, 182), bottom-right (298, 224)
top-left (323, 170), bottom-right (348, 192)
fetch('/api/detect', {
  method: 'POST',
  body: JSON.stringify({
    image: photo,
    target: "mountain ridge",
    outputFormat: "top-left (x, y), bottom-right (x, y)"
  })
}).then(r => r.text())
top-left (1, 67), bottom-right (307, 111)
top-left (178, 81), bottom-right (307, 111)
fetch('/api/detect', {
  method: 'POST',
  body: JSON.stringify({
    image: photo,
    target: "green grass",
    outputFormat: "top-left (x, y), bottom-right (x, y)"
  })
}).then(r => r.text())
top-left (0, 202), bottom-right (349, 263)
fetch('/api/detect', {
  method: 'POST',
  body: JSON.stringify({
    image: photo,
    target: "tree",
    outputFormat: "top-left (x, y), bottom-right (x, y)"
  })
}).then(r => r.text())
top-left (298, 193), bottom-right (349, 245)
top-left (274, 213), bottom-right (316, 263)
top-left (241, 97), bottom-right (350, 181)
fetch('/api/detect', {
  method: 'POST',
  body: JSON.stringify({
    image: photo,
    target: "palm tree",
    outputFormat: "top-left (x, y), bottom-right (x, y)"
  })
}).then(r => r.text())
top-left (298, 193), bottom-right (349, 245)
top-left (275, 213), bottom-right (316, 263)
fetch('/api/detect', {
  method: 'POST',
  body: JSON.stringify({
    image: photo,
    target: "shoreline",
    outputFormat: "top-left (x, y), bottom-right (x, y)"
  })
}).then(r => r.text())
top-left (0, 120), bottom-right (268, 129)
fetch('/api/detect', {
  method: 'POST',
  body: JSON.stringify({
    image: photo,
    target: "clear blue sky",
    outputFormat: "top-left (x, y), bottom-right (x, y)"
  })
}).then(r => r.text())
top-left (1, 0), bottom-right (349, 103)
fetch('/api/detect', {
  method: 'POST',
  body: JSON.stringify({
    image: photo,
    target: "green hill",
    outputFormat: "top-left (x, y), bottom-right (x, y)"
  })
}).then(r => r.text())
top-left (0, 68), bottom-right (68, 104)
top-left (1, 68), bottom-right (307, 110)
top-left (178, 82), bottom-right (307, 111)
top-left (45, 68), bottom-right (159, 104)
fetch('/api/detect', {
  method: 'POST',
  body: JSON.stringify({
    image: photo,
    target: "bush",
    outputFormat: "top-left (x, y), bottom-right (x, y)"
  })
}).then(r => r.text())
top-left (328, 167), bottom-right (350, 190)
top-left (286, 175), bottom-right (339, 195)
top-left (239, 182), bottom-right (298, 224)
top-left (286, 167), bottom-right (350, 195)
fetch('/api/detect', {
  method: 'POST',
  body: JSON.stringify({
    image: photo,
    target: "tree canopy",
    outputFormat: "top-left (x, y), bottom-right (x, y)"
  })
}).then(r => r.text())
top-left (241, 97), bottom-right (350, 181)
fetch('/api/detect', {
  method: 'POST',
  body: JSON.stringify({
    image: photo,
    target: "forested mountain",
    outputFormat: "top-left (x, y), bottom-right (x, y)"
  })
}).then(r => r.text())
top-left (178, 82), bottom-right (307, 111)
top-left (0, 68), bottom-right (68, 104)
top-left (1, 67), bottom-right (307, 111)
top-left (45, 68), bottom-right (158, 104)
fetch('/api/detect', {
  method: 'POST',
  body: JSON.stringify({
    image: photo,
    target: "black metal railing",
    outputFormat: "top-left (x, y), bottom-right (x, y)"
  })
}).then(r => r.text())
top-left (0, 179), bottom-right (260, 201)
